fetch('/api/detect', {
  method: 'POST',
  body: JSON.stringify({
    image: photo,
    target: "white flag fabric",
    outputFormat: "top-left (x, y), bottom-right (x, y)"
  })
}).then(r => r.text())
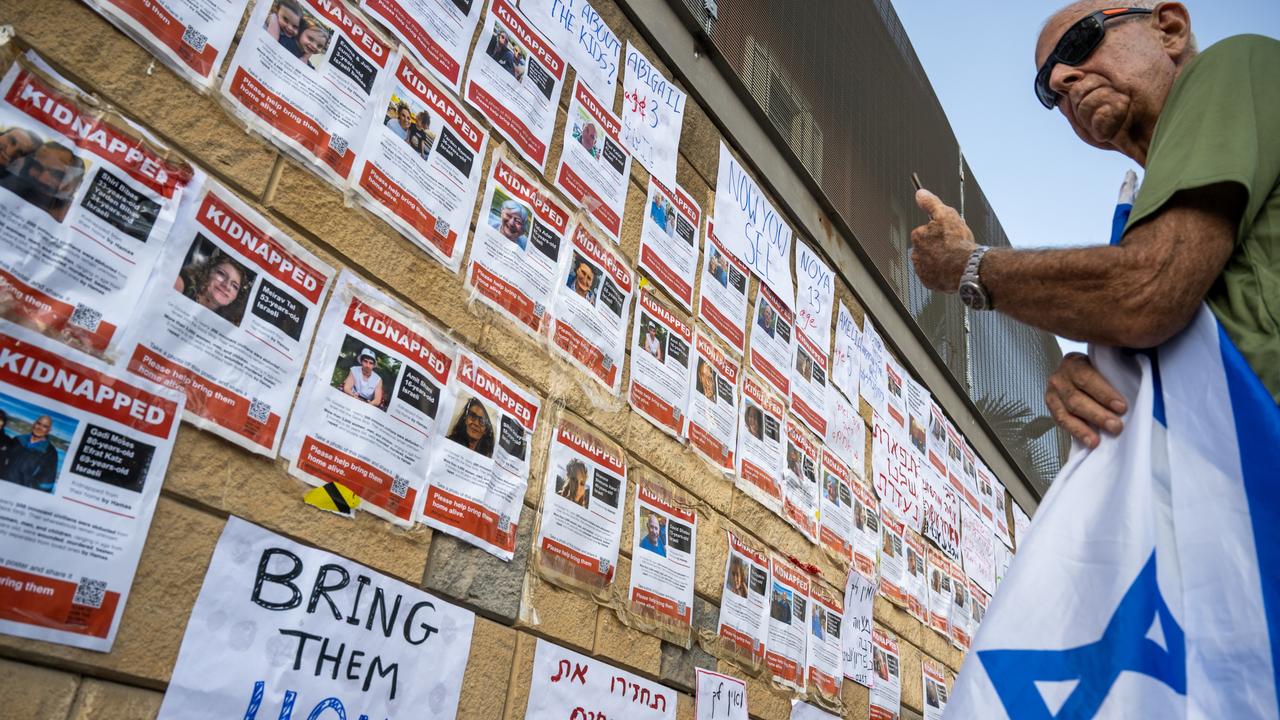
top-left (947, 306), bottom-right (1280, 718)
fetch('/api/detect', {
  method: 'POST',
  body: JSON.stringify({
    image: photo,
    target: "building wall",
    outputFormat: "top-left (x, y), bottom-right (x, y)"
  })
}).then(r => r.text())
top-left (0, 0), bottom-right (1017, 717)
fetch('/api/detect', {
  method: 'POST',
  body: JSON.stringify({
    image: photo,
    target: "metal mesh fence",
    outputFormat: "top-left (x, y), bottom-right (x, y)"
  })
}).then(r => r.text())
top-left (674, 0), bottom-right (1065, 487)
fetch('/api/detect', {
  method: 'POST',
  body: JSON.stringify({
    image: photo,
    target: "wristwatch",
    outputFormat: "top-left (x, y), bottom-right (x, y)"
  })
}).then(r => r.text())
top-left (958, 246), bottom-right (993, 311)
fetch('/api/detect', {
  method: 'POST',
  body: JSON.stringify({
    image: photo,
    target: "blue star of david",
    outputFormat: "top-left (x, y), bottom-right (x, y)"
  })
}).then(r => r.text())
top-left (978, 551), bottom-right (1186, 719)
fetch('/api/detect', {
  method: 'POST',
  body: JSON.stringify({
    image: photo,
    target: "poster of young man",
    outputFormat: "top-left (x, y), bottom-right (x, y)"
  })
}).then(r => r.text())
top-left (968, 578), bottom-right (990, 641)
top-left (925, 545), bottom-right (952, 639)
top-left (961, 441), bottom-right (983, 517)
top-left (904, 530), bottom-right (928, 623)
top-left (0, 59), bottom-right (193, 357)
top-left (877, 510), bottom-right (909, 608)
top-left (223, 0), bottom-right (391, 186)
top-left (824, 389), bottom-right (864, 475)
top-left (533, 412), bottom-right (627, 598)
top-left (818, 449), bottom-right (855, 565)
top-left (905, 377), bottom-right (930, 466)
top-left (926, 401), bottom-right (949, 480)
top-left (697, 220), bottom-right (750, 355)
top-left (526, 638), bottom-right (677, 720)
top-left (747, 285), bottom-right (793, 398)
top-left (628, 288), bottom-right (692, 439)
top-left (872, 410), bottom-right (922, 531)
top-left (782, 417), bottom-right (820, 544)
top-left (463, 0), bottom-right (565, 171)
top-left (869, 628), bottom-right (902, 720)
top-left (975, 456), bottom-right (998, 530)
top-left (85, 0), bottom-right (248, 90)
top-left (685, 332), bottom-right (739, 473)
top-left (637, 177), bottom-right (701, 313)
top-left (734, 372), bottom-right (785, 514)
top-left (715, 530), bottom-right (770, 672)
top-left (360, 0), bottom-right (483, 92)
top-left (830, 302), bottom-right (859, 403)
top-left (553, 79), bottom-right (631, 243)
top-left (521, 0), bottom-right (621, 97)
top-left (948, 559), bottom-right (971, 651)
top-left (620, 43), bottom-right (684, 188)
top-left (120, 176), bottom-right (332, 456)
top-left (629, 477), bottom-right (698, 646)
top-left (694, 667), bottom-right (748, 720)
top-left (422, 349), bottom-right (541, 560)
top-left (789, 325), bottom-right (830, 440)
top-left (945, 419), bottom-right (978, 513)
top-left (920, 461), bottom-right (961, 561)
top-left (766, 555), bottom-right (810, 692)
top-left (992, 473), bottom-right (1013, 549)
top-left (883, 354), bottom-right (907, 434)
top-left (805, 583), bottom-right (843, 706)
top-left (850, 478), bottom-right (880, 581)
top-left (548, 222), bottom-right (634, 393)
top-left (156, 518), bottom-right (475, 720)
top-left (467, 153), bottom-right (569, 336)
top-left (922, 657), bottom-right (949, 720)
top-left (0, 323), bottom-right (183, 651)
top-left (841, 569), bottom-right (875, 688)
top-left (282, 272), bottom-right (453, 527)
top-left (351, 49), bottom-right (489, 272)
top-left (856, 319), bottom-right (886, 417)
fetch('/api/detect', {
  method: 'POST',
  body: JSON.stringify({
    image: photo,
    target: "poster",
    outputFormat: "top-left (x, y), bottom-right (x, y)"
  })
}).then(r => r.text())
top-left (818, 449), bottom-right (854, 564)
top-left (283, 272), bottom-right (452, 525)
top-left (960, 501), bottom-right (995, 595)
top-left (922, 657), bottom-right (949, 720)
top-left (534, 413), bottom-right (627, 596)
top-left (0, 59), bottom-right (192, 357)
top-left (904, 530), bottom-right (928, 623)
top-left (121, 177), bottom-right (332, 456)
top-left (850, 478), bottom-right (880, 580)
top-left (620, 42), bottom-right (684, 187)
top-left (856, 320), bottom-right (886, 417)
top-left (526, 638), bottom-right (677, 719)
top-left (782, 417), bottom-right (820, 544)
top-left (747, 285), bottom-right (793, 398)
top-left (223, 0), bottom-right (390, 185)
top-left (946, 420), bottom-right (979, 513)
top-left (521, 0), bottom-right (621, 96)
top-left (735, 372), bottom-right (785, 514)
top-left (976, 457), bottom-right (998, 529)
top-left (85, 0), bottom-right (247, 89)
top-left (629, 478), bottom-right (697, 644)
top-left (871, 411), bottom-right (922, 530)
top-left (925, 545), bottom-right (952, 639)
top-left (553, 79), bottom-right (631, 242)
top-left (824, 389), bottom-right (865, 475)
top-left (766, 555), bottom-right (809, 692)
top-left (926, 401), bottom-right (949, 480)
top-left (992, 476), bottom-right (1013, 548)
top-left (968, 578), bottom-right (990, 640)
top-left (628, 288), bottom-right (692, 439)
top-left (869, 628), bottom-right (902, 720)
top-left (422, 350), bottom-right (541, 560)
top-left (464, 0), bottom-right (565, 171)
top-left (883, 354), bottom-right (907, 434)
top-left (685, 333), bottom-right (738, 473)
top-left (994, 539), bottom-right (1013, 589)
top-left (962, 442), bottom-right (983, 518)
top-left (791, 241), bottom-right (832, 438)
top-left (697, 220), bottom-right (750, 355)
top-left (713, 142), bottom-right (794, 309)
top-left (805, 583), bottom-right (843, 704)
top-left (790, 326), bottom-right (830, 440)
top-left (548, 222), bottom-right (634, 392)
top-left (948, 558), bottom-right (971, 650)
top-left (0, 323), bottom-right (182, 651)
top-left (351, 49), bottom-right (489, 272)
top-left (695, 667), bottom-right (747, 720)
top-left (467, 153), bottom-right (569, 336)
top-left (877, 510), bottom-right (909, 607)
top-left (158, 518), bottom-right (474, 719)
top-left (841, 569), bottom-right (875, 688)
top-left (920, 461), bottom-right (960, 561)
top-left (905, 377), bottom-right (930, 465)
top-left (792, 702), bottom-right (840, 720)
top-left (830, 302), bottom-right (859, 403)
top-left (1012, 501), bottom-right (1031, 550)
top-left (637, 177), bottom-right (701, 312)
top-left (715, 530), bottom-right (770, 670)
top-left (360, 0), bottom-right (483, 91)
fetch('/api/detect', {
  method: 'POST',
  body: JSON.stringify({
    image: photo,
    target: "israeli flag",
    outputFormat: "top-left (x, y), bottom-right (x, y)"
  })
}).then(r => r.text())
top-left (946, 192), bottom-right (1280, 718)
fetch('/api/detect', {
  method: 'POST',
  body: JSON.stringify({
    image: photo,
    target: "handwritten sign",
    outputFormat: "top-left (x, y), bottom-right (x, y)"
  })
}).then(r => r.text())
top-left (872, 411), bottom-right (923, 530)
top-left (1012, 501), bottom-right (1032, 550)
top-left (921, 463), bottom-right (961, 561)
top-left (857, 320), bottom-right (886, 416)
top-left (621, 42), bottom-right (685, 186)
top-left (795, 242), bottom-right (834, 349)
top-left (522, 0), bottom-right (621, 96)
top-left (825, 389), bottom-right (865, 477)
top-left (157, 518), bottom-right (474, 720)
top-left (695, 668), bottom-right (747, 720)
top-left (713, 142), bottom-right (796, 309)
top-left (841, 570), bottom-right (875, 687)
top-left (831, 302), bottom-right (860, 403)
top-left (527, 638), bottom-right (677, 719)
top-left (960, 502), bottom-right (996, 595)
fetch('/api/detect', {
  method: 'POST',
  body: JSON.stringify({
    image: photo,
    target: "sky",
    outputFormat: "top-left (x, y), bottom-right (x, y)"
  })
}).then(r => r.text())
top-left (892, 1), bottom-right (1280, 353)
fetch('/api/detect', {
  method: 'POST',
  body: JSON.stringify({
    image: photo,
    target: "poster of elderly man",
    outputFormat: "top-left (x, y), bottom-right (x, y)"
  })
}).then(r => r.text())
top-left (0, 395), bottom-right (75, 494)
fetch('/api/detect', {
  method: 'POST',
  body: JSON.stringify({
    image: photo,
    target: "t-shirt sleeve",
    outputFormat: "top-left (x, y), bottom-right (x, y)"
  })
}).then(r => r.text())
top-left (1126, 35), bottom-right (1280, 238)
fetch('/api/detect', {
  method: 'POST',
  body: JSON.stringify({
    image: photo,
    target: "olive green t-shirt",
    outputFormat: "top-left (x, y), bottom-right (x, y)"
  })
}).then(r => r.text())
top-left (1125, 34), bottom-right (1280, 402)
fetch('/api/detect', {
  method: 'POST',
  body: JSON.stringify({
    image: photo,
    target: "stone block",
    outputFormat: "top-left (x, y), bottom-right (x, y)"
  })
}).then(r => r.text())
top-left (456, 617), bottom-right (517, 720)
top-left (0, 657), bottom-right (79, 719)
top-left (659, 596), bottom-right (718, 692)
top-left (594, 599), bottom-right (662, 676)
top-left (899, 639), bottom-right (925, 714)
top-left (694, 509), bottom-right (728, 603)
top-left (624, 416), bottom-right (733, 517)
top-left (68, 678), bottom-right (163, 720)
top-left (502, 630), bottom-right (538, 720)
top-left (714, 659), bottom-right (791, 720)
top-left (517, 566), bottom-right (598, 653)
top-left (873, 595), bottom-right (926, 649)
top-left (920, 623), bottom-right (965, 674)
top-left (676, 691), bottom-right (695, 720)
top-left (423, 502), bottom-right (534, 624)
top-left (841, 678), bottom-right (870, 720)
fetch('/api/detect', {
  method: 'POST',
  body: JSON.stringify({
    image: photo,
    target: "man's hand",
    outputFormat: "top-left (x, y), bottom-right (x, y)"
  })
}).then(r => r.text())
top-left (910, 189), bottom-right (978, 292)
top-left (1044, 352), bottom-right (1128, 449)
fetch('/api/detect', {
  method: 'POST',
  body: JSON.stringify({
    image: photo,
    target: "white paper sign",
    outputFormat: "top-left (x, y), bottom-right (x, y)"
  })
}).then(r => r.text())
top-left (857, 321), bottom-right (886, 416)
top-left (695, 667), bottom-right (747, 720)
top-left (872, 411), bottom-right (923, 530)
top-left (920, 462), bottom-right (961, 561)
top-left (791, 702), bottom-right (840, 719)
top-left (716, 530), bottom-right (770, 668)
top-left (1012, 501), bottom-right (1032, 550)
top-left (85, 0), bottom-right (247, 90)
top-left (923, 657), bottom-right (949, 720)
top-left (621, 42), bottom-right (685, 186)
top-left (831, 302), bottom-right (860, 403)
top-left (553, 79), bottom-right (632, 243)
top-left (697, 220), bottom-right (750, 355)
top-left (869, 628), bottom-right (902, 720)
top-left (825, 389), bottom-right (865, 476)
top-left (628, 288), bottom-right (693, 439)
top-left (960, 501), bottom-right (996, 595)
top-left (527, 638), bottom-right (677, 719)
top-left (548, 222), bottom-right (635, 393)
top-left (521, 0), bottom-right (621, 97)
top-left (794, 242), bottom-right (833, 355)
top-left (713, 142), bottom-right (795, 309)
top-left (361, 0), bottom-right (484, 91)
top-left (158, 517), bottom-right (475, 720)
top-left (637, 177), bottom-right (702, 312)
top-left (841, 569), bottom-right (876, 687)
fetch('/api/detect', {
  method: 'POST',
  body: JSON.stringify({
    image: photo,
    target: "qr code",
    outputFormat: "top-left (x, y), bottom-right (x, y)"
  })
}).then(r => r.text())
top-left (328, 134), bottom-right (349, 156)
top-left (497, 514), bottom-right (511, 533)
top-left (181, 24), bottom-right (208, 52)
top-left (434, 217), bottom-right (451, 237)
top-left (68, 304), bottom-right (102, 332)
top-left (601, 356), bottom-right (614, 371)
top-left (677, 600), bottom-right (687, 616)
top-left (533, 302), bottom-right (545, 317)
top-left (597, 558), bottom-right (611, 575)
top-left (390, 475), bottom-right (409, 498)
top-left (73, 577), bottom-right (107, 609)
top-left (247, 398), bottom-right (271, 423)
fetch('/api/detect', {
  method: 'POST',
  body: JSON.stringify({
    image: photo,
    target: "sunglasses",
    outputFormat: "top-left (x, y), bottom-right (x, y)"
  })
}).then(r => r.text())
top-left (1035, 7), bottom-right (1153, 109)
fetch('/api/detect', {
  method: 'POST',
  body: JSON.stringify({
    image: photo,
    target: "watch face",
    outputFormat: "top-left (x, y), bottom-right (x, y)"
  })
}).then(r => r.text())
top-left (959, 282), bottom-right (988, 310)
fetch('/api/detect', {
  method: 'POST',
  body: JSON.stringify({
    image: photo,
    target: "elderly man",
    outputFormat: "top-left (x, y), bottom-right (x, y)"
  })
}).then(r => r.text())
top-left (910, 1), bottom-right (1278, 448)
